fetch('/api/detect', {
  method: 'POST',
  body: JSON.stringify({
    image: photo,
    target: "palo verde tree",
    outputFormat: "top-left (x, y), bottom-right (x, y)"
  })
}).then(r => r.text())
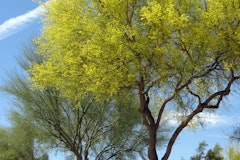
top-left (31, 0), bottom-right (240, 159)
top-left (1, 41), bottom-right (168, 160)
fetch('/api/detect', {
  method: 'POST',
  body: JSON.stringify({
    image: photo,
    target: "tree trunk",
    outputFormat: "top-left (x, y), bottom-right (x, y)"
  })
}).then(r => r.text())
top-left (71, 146), bottom-right (83, 160)
top-left (138, 77), bottom-right (158, 160)
top-left (75, 153), bottom-right (82, 160)
top-left (148, 125), bottom-right (158, 160)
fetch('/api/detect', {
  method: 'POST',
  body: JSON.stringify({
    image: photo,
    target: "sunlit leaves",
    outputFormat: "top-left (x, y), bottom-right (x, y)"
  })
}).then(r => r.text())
top-left (30, 0), bottom-right (240, 101)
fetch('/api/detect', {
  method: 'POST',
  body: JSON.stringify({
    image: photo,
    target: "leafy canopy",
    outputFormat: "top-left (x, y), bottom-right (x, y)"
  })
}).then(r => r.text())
top-left (1, 41), bottom-right (154, 159)
top-left (31, 0), bottom-right (240, 101)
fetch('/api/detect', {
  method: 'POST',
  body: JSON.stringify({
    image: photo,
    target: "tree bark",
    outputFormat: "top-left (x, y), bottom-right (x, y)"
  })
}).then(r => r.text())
top-left (161, 111), bottom-right (200, 160)
top-left (148, 125), bottom-right (158, 160)
top-left (71, 146), bottom-right (83, 160)
top-left (75, 152), bottom-right (83, 160)
top-left (138, 77), bottom-right (158, 160)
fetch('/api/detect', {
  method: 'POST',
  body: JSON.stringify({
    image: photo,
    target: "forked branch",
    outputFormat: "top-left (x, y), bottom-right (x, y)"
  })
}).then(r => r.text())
top-left (161, 71), bottom-right (239, 160)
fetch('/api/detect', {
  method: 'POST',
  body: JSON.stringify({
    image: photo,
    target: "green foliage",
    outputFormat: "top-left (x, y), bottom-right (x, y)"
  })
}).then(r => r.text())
top-left (0, 112), bottom-right (48, 160)
top-left (31, 0), bottom-right (240, 101)
top-left (227, 144), bottom-right (240, 160)
top-left (0, 41), bottom-right (171, 159)
top-left (205, 144), bottom-right (224, 160)
top-left (191, 141), bottom-right (208, 160)
top-left (190, 141), bottom-right (224, 160)
top-left (29, 0), bottom-right (240, 159)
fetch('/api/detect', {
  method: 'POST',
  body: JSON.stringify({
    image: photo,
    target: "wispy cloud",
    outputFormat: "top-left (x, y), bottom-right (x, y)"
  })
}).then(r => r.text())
top-left (198, 113), bottom-right (230, 126)
top-left (166, 111), bottom-right (238, 127)
top-left (0, 6), bottom-right (45, 40)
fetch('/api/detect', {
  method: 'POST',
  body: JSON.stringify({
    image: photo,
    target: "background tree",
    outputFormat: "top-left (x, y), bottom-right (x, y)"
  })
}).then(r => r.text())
top-left (190, 141), bottom-right (208, 160)
top-left (226, 143), bottom-right (240, 160)
top-left (0, 111), bottom-right (48, 160)
top-left (30, 0), bottom-right (240, 159)
top-left (205, 144), bottom-right (224, 160)
top-left (1, 42), bottom-right (169, 160)
top-left (190, 141), bottom-right (224, 160)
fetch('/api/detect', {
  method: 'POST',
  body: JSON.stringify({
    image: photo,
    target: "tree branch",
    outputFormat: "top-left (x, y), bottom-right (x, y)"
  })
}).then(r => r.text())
top-left (161, 70), bottom-right (239, 160)
top-left (161, 105), bottom-right (204, 160)
top-left (156, 94), bottom-right (175, 127)
top-left (187, 86), bottom-right (201, 104)
top-left (138, 77), bottom-right (155, 128)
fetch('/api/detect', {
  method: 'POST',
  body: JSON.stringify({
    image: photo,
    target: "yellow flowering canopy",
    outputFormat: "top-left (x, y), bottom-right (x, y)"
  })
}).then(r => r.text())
top-left (31, 0), bottom-right (240, 100)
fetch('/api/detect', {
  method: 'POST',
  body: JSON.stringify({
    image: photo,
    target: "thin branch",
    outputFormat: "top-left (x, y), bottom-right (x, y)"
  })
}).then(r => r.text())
top-left (161, 70), bottom-right (240, 160)
top-left (161, 105), bottom-right (204, 160)
top-left (187, 86), bottom-right (201, 104)
top-left (204, 71), bottom-right (237, 106)
top-left (156, 94), bottom-right (175, 127)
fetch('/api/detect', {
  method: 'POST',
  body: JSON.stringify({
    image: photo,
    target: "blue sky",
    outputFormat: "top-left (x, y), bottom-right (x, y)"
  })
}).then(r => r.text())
top-left (0, 1), bottom-right (239, 160)
top-left (0, 0), bottom-right (42, 124)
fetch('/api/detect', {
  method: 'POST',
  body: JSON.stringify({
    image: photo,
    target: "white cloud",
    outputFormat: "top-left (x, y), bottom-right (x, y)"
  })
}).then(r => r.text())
top-left (198, 113), bottom-right (230, 126)
top-left (166, 111), bottom-right (236, 127)
top-left (0, 5), bottom-right (45, 40)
